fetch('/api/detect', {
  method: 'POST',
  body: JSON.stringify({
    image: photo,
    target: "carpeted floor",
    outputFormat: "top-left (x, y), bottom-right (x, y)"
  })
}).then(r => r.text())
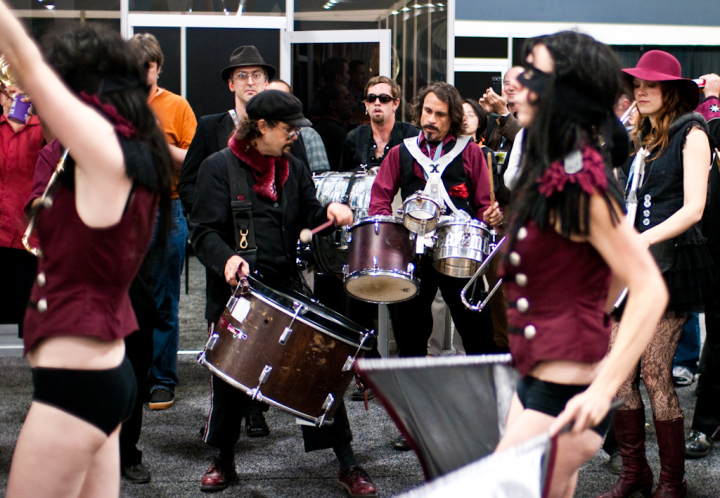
top-left (0, 256), bottom-right (718, 497)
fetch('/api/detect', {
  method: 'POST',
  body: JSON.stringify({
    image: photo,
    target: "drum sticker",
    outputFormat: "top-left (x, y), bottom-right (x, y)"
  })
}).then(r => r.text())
top-left (227, 323), bottom-right (248, 341)
top-left (231, 297), bottom-right (252, 323)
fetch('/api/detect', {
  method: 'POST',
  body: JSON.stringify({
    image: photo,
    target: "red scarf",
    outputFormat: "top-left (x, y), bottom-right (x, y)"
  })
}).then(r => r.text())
top-left (228, 137), bottom-right (289, 202)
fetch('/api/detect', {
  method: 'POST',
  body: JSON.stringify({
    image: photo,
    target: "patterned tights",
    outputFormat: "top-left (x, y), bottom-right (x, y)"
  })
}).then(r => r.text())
top-left (611, 312), bottom-right (687, 421)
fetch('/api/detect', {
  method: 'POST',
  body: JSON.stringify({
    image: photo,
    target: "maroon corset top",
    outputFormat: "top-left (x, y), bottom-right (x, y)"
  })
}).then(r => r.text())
top-left (23, 183), bottom-right (157, 354)
top-left (500, 221), bottom-right (612, 377)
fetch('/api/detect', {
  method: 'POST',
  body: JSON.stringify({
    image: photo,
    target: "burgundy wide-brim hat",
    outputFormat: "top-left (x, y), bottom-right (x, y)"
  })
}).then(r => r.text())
top-left (622, 50), bottom-right (700, 109)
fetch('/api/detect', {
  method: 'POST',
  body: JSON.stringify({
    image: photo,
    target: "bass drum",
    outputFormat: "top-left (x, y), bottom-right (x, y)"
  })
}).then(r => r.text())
top-left (312, 169), bottom-right (378, 275)
top-left (199, 274), bottom-right (375, 426)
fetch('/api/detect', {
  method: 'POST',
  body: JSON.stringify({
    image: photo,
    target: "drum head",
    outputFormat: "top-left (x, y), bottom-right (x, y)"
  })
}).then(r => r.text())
top-left (345, 272), bottom-right (418, 303)
top-left (408, 210), bottom-right (435, 220)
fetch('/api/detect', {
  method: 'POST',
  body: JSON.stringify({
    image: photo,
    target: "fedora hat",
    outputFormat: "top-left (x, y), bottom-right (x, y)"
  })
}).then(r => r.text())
top-left (220, 45), bottom-right (276, 83)
top-left (622, 50), bottom-right (700, 109)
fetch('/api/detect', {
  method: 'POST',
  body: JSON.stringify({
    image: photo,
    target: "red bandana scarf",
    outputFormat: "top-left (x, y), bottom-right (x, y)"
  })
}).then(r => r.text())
top-left (228, 137), bottom-right (289, 202)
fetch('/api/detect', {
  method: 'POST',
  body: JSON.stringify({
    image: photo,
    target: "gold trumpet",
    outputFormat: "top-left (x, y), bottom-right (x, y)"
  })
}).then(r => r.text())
top-left (0, 55), bottom-right (14, 100)
top-left (22, 148), bottom-right (70, 258)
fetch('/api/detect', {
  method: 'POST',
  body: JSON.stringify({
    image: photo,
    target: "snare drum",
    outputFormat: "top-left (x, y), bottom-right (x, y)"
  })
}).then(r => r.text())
top-left (344, 216), bottom-right (419, 303)
top-left (199, 275), bottom-right (374, 426)
top-left (433, 218), bottom-right (492, 278)
top-left (312, 169), bottom-right (377, 275)
top-left (402, 192), bottom-right (442, 234)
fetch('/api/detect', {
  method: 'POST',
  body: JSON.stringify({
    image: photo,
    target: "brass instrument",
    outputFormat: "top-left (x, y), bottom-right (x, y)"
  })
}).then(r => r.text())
top-left (460, 234), bottom-right (506, 312)
top-left (0, 55), bottom-right (14, 99)
top-left (22, 148), bottom-right (70, 258)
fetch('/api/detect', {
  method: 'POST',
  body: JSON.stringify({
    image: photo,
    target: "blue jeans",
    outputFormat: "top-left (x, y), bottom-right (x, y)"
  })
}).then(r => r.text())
top-left (148, 199), bottom-right (187, 393)
top-left (674, 312), bottom-right (701, 373)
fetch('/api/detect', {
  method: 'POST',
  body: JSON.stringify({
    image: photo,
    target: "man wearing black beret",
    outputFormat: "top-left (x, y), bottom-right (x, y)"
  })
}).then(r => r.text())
top-left (190, 90), bottom-right (377, 497)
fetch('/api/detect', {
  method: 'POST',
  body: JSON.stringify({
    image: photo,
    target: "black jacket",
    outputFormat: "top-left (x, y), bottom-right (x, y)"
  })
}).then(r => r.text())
top-left (179, 112), bottom-right (235, 214)
top-left (190, 150), bottom-right (330, 323)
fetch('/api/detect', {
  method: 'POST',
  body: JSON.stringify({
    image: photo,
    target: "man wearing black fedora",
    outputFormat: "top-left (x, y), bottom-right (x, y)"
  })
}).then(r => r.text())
top-left (179, 45), bottom-right (278, 439)
top-left (190, 89), bottom-right (378, 497)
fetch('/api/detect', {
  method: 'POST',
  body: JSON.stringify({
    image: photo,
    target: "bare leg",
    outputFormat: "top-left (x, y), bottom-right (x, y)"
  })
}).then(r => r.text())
top-left (7, 402), bottom-right (116, 498)
top-left (497, 395), bottom-right (602, 498)
top-left (79, 427), bottom-right (121, 498)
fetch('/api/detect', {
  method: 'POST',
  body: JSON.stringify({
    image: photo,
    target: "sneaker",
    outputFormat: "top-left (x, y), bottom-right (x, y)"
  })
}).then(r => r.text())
top-left (338, 466), bottom-right (377, 497)
top-left (686, 430), bottom-right (713, 459)
top-left (149, 387), bottom-right (175, 410)
top-left (350, 386), bottom-right (376, 402)
top-left (121, 462), bottom-right (151, 483)
top-left (200, 457), bottom-right (239, 492)
top-left (672, 366), bottom-right (694, 387)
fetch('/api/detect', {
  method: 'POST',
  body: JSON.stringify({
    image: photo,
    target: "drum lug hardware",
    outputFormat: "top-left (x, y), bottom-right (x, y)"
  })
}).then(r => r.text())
top-left (279, 326), bottom-right (293, 345)
top-left (259, 365), bottom-right (272, 384)
top-left (374, 220), bottom-right (380, 234)
top-left (342, 356), bottom-right (354, 372)
top-left (346, 234), bottom-right (352, 243)
top-left (322, 393), bottom-right (335, 411)
top-left (343, 264), bottom-right (349, 276)
top-left (197, 351), bottom-right (206, 364)
top-left (205, 333), bottom-right (220, 351)
top-left (407, 262), bottom-right (415, 273)
top-left (372, 256), bottom-right (378, 270)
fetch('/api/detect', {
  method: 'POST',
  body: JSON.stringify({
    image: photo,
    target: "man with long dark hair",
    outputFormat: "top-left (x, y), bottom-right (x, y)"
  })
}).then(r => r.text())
top-left (368, 82), bottom-right (503, 450)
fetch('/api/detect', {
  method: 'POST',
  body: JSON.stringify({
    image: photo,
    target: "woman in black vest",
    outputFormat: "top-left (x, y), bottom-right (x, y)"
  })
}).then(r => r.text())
top-left (600, 51), bottom-right (712, 498)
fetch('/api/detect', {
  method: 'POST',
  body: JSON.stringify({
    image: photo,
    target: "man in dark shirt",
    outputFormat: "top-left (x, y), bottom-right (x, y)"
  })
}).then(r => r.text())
top-left (340, 75), bottom-right (418, 172)
top-left (190, 90), bottom-right (377, 497)
top-left (313, 83), bottom-right (354, 171)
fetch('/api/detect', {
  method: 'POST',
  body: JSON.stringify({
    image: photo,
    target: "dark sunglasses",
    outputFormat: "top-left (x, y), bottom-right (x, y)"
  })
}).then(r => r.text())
top-left (365, 93), bottom-right (395, 104)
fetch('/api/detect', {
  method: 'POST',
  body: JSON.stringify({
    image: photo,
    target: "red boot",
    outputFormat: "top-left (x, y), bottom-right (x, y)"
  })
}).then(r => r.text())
top-left (597, 409), bottom-right (654, 498)
top-left (653, 417), bottom-right (687, 498)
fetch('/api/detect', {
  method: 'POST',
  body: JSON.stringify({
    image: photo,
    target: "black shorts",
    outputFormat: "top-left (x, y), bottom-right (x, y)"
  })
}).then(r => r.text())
top-left (516, 376), bottom-right (612, 437)
top-left (32, 356), bottom-right (136, 436)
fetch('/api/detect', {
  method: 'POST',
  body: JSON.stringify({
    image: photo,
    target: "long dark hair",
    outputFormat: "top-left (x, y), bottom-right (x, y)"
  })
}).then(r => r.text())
top-left (509, 31), bottom-right (625, 242)
top-left (43, 23), bottom-right (173, 245)
top-left (411, 83), bottom-right (466, 137)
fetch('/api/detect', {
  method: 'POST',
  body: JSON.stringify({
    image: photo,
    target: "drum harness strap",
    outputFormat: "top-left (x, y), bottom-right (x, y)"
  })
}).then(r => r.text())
top-left (221, 148), bottom-right (258, 272)
top-left (403, 132), bottom-right (473, 220)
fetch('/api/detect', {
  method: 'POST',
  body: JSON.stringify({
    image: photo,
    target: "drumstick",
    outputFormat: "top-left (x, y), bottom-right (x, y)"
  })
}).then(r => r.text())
top-left (299, 219), bottom-right (335, 244)
top-left (487, 151), bottom-right (495, 207)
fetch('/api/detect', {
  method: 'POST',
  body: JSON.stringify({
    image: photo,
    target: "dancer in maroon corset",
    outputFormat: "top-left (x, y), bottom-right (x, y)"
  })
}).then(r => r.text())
top-left (494, 31), bottom-right (666, 498)
top-left (0, 4), bottom-right (173, 497)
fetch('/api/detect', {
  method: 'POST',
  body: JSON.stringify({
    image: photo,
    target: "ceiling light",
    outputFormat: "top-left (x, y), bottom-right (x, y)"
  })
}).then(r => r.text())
top-left (391, 10), bottom-right (399, 14)
top-left (401, 6), bottom-right (410, 11)
top-left (413, 3), bottom-right (422, 8)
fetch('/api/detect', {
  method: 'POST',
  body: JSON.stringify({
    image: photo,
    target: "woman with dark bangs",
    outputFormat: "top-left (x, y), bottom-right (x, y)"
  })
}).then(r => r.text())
top-left (599, 51), bottom-right (712, 498)
top-left (494, 32), bottom-right (666, 498)
top-left (0, 1), bottom-right (172, 496)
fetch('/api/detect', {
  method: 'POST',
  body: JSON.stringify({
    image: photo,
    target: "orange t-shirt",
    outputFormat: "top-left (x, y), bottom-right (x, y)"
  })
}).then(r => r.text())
top-left (148, 87), bottom-right (197, 198)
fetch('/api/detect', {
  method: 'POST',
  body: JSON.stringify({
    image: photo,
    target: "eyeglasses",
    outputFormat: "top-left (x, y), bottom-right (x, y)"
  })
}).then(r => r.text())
top-left (233, 71), bottom-right (267, 83)
top-left (365, 93), bottom-right (395, 104)
top-left (279, 126), bottom-right (302, 140)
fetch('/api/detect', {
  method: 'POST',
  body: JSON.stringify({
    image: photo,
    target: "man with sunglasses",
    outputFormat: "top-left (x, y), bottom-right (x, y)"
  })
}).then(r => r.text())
top-left (340, 76), bottom-right (418, 172)
top-left (190, 90), bottom-right (377, 497)
top-left (178, 45), bottom-right (279, 440)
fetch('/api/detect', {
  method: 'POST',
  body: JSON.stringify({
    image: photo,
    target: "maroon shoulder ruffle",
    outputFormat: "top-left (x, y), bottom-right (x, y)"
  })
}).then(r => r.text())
top-left (537, 146), bottom-right (607, 198)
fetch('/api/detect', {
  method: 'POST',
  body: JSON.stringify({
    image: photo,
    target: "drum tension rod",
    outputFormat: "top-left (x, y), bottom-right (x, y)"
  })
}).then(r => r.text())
top-left (316, 393), bottom-right (335, 427)
top-left (342, 332), bottom-right (372, 372)
top-left (279, 302), bottom-right (307, 345)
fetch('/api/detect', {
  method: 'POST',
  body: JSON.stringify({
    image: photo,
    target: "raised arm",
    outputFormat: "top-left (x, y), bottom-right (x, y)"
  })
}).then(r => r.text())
top-left (551, 194), bottom-right (668, 434)
top-left (0, 1), bottom-right (130, 227)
